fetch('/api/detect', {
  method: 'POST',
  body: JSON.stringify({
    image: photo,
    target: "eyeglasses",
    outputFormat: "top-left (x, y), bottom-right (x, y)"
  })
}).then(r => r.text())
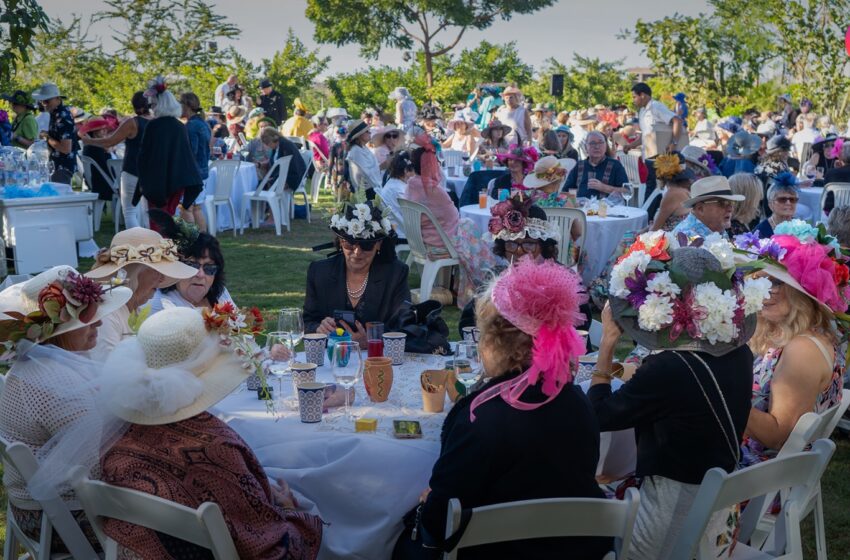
top-left (702, 199), bottom-right (735, 209)
top-left (184, 261), bottom-right (219, 276)
top-left (504, 240), bottom-right (541, 253)
top-left (341, 238), bottom-right (378, 252)
top-left (587, 141), bottom-right (606, 147)
top-left (384, 132), bottom-right (400, 139)
top-left (773, 196), bottom-right (798, 205)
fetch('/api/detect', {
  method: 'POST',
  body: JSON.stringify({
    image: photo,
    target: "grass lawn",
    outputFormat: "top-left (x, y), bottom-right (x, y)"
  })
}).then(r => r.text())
top-left (0, 191), bottom-right (847, 557)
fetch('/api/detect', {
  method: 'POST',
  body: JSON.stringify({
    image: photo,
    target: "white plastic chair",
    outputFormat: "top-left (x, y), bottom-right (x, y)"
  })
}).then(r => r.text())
top-left (70, 467), bottom-right (239, 560)
top-left (106, 159), bottom-right (123, 232)
top-left (285, 135), bottom-right (305, 149)
top-left (307, 139), bottom-right (330, 203)
top-left (669, 439), bottom-right (836, 560)
top-left (798, 142), bottom-right (813, 168)
top-left (444, 487), bottom-right (640, 560)
top-left (284, 150), bottom-right (313, 224)
top-left (820, 183), bottom-right (850, 220)
top-left (204, 159), bottom-right (241, 236)
top-left (1, 439), bottom-right (100, 559)
top-left (642, 186), bottom-right (664, 213)
top-left (397, 198), bottom-right (460, 302)
top-left (442, 149), bottom-right (464, 169)
top-left (79, 154), bottom-right (119, 233)
top-left (239, 155), bottom-right (291, 236)
top-left (544, 206), bottom-right (586, 267)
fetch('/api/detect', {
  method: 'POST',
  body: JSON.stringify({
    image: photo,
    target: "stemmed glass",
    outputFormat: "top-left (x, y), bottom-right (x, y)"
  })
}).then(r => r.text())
top-left (454, 341), bottom-right (483, 393)
top-left (277, 308), bottom-right (304, 406)
top-left (621, 182), bottom-right (634, 206)
top-left (265, 331), bottom-right (292, 408)
top-left (332, 341), bottom-right (362, 421)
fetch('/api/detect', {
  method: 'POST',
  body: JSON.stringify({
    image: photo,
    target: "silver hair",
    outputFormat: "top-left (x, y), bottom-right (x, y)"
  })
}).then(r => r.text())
top-left (828, 206), bottom-right (850, 247)
top-left (766, 182), bottom-right (799, 201)
top-left (152, 90), bottom-right (183, 119)
top-left (585, 130), bottom-right (607, 144)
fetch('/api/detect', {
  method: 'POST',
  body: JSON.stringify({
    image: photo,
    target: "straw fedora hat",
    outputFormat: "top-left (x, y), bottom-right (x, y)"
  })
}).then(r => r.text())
top-left (101, 307), bottom-right (249, 425)
top-left (346, 119), bottom-right (370, 143)
top-left (0, 265), bottom-right (131, 340)
top-left (86, 228), bottom-right (198, 289)
top-left (501, 86), bottom-right (522, 97)
top-left (523, 156), bottom-right (570, 189)
top-left (481, 119), bottom-right (512, 140)
top-left (682, 176), bottom-right (745, 208)
top-left (226, 106), bottom-right (247, 126)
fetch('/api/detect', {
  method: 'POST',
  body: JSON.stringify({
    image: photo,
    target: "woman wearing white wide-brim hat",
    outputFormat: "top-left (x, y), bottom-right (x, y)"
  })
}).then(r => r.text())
top-left (0, 265), bottom-right (131, 555)
top-left (98, 307), bottom-right (324, 558)
top-left (85, 227), bottom-right (198, 361)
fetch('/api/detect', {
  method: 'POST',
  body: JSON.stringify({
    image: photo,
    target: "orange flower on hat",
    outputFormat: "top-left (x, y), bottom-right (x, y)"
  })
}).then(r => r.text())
top-left (619, 232), bottom-right (672, 264)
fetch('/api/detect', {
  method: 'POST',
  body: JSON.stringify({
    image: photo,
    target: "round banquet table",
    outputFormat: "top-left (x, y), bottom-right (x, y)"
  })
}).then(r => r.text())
top-left (797, 186), bottom-right (824, 223)
top-left (459, 204), bottom-right (649, 286)
top-left (214, 351), bottom-right (636, 560)
top-left (202, 161), bottom-right (259, 231)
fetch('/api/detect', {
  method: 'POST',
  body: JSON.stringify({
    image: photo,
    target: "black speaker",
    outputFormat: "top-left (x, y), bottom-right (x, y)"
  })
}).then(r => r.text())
top-left (550, 74), bottom-right (564, 97)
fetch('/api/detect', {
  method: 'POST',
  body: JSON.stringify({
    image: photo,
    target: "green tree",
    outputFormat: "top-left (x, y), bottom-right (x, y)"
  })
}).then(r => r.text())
top-left (262, 28), bottom-right (330, 111)
top-left (526, 55), bottom-right (632, 109)
top-left (428, 40), bottom-right (532, 103)
top-left (0, 0), bottom-right (49, 84)
top-left (326, 65), bottom-right (421, 114)
top-left (305, 0), bottom-right (554, 88)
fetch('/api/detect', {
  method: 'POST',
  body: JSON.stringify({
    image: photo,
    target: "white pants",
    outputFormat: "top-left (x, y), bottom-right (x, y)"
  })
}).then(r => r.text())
top-left (120, 172), bottom-right (140, 229)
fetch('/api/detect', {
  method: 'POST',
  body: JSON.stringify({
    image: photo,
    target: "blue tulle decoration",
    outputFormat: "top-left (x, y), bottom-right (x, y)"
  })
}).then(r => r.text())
top-left (3, 184), bottom-right (59, 199)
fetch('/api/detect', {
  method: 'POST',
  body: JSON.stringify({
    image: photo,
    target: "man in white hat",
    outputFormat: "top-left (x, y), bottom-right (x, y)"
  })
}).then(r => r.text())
top-left (31, 83), bottom-right (79, 183)
top-left (672, 175), bottom-right (744, 239)
top-left (494, 86), bottom-right (532, 146)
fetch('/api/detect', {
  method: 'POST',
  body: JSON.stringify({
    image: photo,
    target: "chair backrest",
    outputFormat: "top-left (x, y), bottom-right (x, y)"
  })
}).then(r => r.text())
top-left (0, 441), bottom-right (100, 559)
top-left (670, 439), bottom-right (836, 560)
top-left (210, 159), bottom-right (241, 201)
top-left (442, 149), bottom-right (464, 168)
top-left (821, 183), bottom-right (850, 215)
top-left (306, 139), bottom-right (330, 165)
top-left (297, 150), bottom-right (314, 190)
top-left (444, 487), bottom-right (640, 560)
top-left (71, 467), bottom-right (239, 560)
top-left (254, 155), bottom-right (291, 196)
top-left (618, 152), bottom-right (642, 186)
top-left (285, 136), bottom-right (305, 148)
top-left (544, 206), bottom-right (586, 266)
top-left (397, 198), bottom-right (460, 261)
top-left (818, 389), bottom-right (850, 439)
top-left (798, 142), bottom-right (813, 165)
top-left (79, 154), bottom-right (115, 195)
top-left (642, 187), bottom-right (663, 212)
top-left (106, 159), bottom-right (123, 194)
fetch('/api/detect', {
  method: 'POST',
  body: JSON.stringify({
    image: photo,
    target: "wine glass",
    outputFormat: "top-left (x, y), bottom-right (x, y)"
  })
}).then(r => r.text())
top-left (265, 331), bottom-right (291, 409)
top-left (621, 182), bottom-right (634, 206)
top-left (332, 341), bottom-right (362, 421)
top-left (278, 308), bottom-right (304, 366)
top-left (454, 341), bottom-right (483, 392)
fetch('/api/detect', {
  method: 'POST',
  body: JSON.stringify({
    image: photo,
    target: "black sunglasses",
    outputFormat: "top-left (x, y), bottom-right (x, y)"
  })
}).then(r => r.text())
top-left (184, 261), bottom-right (219, 276)
top-left (384, 132), bottom-right (400, 139)
top-left (341, 238), bottom-right (378, 252)
top-left (504, 240), bottom-right (541, 253)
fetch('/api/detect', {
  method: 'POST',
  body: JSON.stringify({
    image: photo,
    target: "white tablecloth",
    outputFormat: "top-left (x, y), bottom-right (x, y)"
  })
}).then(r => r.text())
top-left (582, 206), bottom-right (648, 285)
top-left (202, 162), bottom-right (259, 230)
top-left (215, 351), bottom-right (635, 559)
top-left (798, 187), bottom-right (824, 223)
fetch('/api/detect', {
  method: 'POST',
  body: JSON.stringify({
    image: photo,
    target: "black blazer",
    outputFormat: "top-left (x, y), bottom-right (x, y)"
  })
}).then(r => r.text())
top-left (588, 346), bottom-right (753, 484)
top-left (134, 116), bottom-right (202, 207)
top-left (303, 253), bottom-right (410, 334)
top-left (269, 137), bottom-right (307, 191)
top-left (421, 372), bottom-right (612, 559)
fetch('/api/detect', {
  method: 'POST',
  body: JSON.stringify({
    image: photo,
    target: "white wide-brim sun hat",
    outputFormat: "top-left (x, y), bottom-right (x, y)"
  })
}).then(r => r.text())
top-left (102, 307), bottom-right (251, 426)
top-left (0, 265), bottom-right (132, 340)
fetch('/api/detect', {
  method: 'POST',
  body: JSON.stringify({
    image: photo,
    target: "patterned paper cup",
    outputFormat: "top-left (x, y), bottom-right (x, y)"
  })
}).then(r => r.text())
top-left (304, 333), bottom-right (328, 366)
top-left (382, 332), bottom-right (407, 365)
top-left (297, 382), bottom-right (326, 423)
top-left (291, 362), bottom-right (318, 397)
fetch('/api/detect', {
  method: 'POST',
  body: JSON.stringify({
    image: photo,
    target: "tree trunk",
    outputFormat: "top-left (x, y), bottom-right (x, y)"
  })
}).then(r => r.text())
top-left (424, 49), bottom-right (434, 89)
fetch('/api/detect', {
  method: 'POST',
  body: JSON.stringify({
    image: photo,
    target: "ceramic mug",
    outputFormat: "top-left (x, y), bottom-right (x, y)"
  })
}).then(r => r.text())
top-left (363, 357), bottom-right (393, 402)
top-left (382, 332), bottom-right (407, 365)
top-left (297, 382), bottom-right (326, 423)
top-left (303, 333), bottom-right (328, 366)
top-left (290, 362), bottom-right (318, 397)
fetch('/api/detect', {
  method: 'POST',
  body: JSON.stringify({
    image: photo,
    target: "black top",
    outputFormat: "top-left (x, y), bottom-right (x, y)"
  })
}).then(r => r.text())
top-left (563, 156), bottom-right (628, 198)
top-left (421, 372), bottom-right (611, 559)
top-left (489, 172), bottom-right (514, 199)
top-left (259, 90), bottom-right (286, 124)
top-left (134, 116), bottom-right (202, 207)
top-left (122, 115), bottom-right (148, 177)
top-left (82, 145), bottom-right (113, 201)
top-left (302, 253), bottom-right (410, 334)
top-left (824, 166), bottom-right (850, 185)
top-left (269, 137), bottom-right (307, 191)
top-left (47, 102), bottom-right (79, 172)
top-left (588, 347), bottom-right (753, 484)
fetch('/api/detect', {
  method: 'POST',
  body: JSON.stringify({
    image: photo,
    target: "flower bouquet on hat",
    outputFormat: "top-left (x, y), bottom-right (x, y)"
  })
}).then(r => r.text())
top-left (608, 230), bottom-right (771, 355)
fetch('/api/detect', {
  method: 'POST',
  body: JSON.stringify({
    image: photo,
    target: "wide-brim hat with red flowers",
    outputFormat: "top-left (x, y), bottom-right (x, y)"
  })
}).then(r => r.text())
top-left (496, 144), bottom-right (539, 174)
top-left (0, 265), bottom-right (131, 343)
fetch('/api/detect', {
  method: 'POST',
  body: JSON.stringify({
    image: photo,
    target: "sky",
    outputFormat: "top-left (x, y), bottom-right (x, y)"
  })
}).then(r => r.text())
top-left (36, 0), bottom-right (712, 77)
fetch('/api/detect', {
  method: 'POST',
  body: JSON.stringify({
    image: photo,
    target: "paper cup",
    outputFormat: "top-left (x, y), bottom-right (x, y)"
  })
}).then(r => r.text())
top-left (461, 326), bottom-right (475, 342)
top-left (363, 357), bottom-right (393, 402)
top-left (421, 370), bottom-right (448, 413)
top-left (297, 382), bottom-right (325, 423)
top-left (304, 333), bottom-right (327, 366)
top-left (575, 355), bottom-right (597, 384)
top-left (291, 362), bottom-right (318, 396)
top-left (382, 332), bottom-right (407, 365)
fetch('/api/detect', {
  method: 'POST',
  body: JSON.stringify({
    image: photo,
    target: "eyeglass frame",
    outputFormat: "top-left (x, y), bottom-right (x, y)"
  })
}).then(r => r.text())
top-left (182, 260), bottom-right (219, 276)
top-left (339, 237), bottom-right (379, 252)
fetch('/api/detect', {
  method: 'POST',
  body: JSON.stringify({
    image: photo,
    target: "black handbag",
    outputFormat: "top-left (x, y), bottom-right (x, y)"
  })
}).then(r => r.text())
top-left (392, 502), bottom-right (472, 560)
top-left (387, 300), bottom-right (452, 355)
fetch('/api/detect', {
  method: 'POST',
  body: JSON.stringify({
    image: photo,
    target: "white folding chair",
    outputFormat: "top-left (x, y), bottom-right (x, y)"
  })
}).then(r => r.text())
top-left (544, 206), bottom-right (586, 267)
top-left (617, 151), bottom-right (645, 205)
top-left (284, 150), bottom-right (313, 224)
top-left (285, 136), bottom-right (305, 149)
top-left (798, 142), bottom-right (813, 168)
top-left (820, 183), bottom-right (850, 221)
top-left (79, 154), bottom-right (118, 233)
top-left (240, 155), bottom-right (291, 236)
top-left (444, 487), bottom-right (640, 560)
top-left (1, 439), bottom-right (100, 560)
top-left (398, 198), bottom-right (460, 302)
top-left (670, 439), bottom-right (836, 560)
top-left (204, 159), bottom-right (241, 236)
top-left (642, 187), bottom-right (664, 214)
top-left (106, 159), bottom-right (123, 233)
top-left (306, 139), bottom-right (330, 203)
top-left (70, 467), bottom-right (239, 560)
top-left (442, 149), bottom-right (464, 169)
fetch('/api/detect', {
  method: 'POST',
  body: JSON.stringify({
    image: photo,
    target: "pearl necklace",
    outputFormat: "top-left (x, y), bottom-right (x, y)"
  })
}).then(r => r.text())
top-left (347, 273), bottom-right (369, 300)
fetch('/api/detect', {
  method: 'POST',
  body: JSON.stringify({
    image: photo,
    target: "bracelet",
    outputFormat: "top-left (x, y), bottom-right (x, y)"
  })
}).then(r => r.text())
top-left (591, 362), bottom-right (624, 381)
top-left (591, 370), bottom-right (615, 381)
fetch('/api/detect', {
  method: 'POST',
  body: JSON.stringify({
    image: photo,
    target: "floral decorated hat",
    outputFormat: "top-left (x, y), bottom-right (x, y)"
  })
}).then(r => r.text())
top-left (488, 194), bottom-right (560, 243)
top-left (496, 145), bottom-right (539, 174)
top-left (608, 231), bottom-right (771, 356)
top-left (330, 201), bottom-right (394, 242)
top-left (734, 220), bottom-right (850, 316)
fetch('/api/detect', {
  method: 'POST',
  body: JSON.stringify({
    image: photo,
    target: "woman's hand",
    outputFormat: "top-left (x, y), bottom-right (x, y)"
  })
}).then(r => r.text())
top-left (601, 302), bottom-right (623, 348)
top-left (270, 344), bottom-right (291, 362)
top-left (272, 478), bottom-right (299, 510)
top-left (340, 319), bottom-right (367, 346)
top-left (316, 317), bottom-right (337, 335)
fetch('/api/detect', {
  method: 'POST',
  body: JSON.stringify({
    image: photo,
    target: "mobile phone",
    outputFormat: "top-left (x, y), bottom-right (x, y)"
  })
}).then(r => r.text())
top-left (393, 420), bottom-right (423, 439)
top-left (333, 309), bottom-right (357, 329)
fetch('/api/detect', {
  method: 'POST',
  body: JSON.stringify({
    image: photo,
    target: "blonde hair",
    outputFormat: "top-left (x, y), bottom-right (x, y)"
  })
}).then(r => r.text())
top-left (729, 173), bottom-right (763, 225)
top-left (750, 282), bottom-right (837, 355)
top-left (475, 283), bottom-right (532, 377)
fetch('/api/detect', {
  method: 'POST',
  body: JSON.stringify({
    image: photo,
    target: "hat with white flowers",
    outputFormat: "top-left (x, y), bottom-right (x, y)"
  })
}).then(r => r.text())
top-left (608, 231), bottom-right (770, 356)
top-left (329, 201), bottom-right (394, 242)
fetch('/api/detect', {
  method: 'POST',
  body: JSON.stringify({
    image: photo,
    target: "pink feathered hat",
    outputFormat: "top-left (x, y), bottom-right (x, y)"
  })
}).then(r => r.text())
top-left (469, 258), bottom-right (587, 420)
